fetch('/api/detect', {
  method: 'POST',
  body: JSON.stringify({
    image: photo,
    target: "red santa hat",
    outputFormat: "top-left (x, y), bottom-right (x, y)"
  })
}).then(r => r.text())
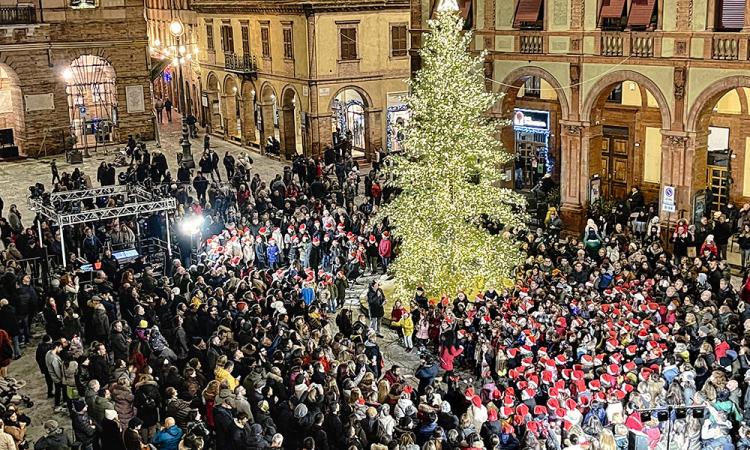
top-left (471, 395), bottom-right (482, 408)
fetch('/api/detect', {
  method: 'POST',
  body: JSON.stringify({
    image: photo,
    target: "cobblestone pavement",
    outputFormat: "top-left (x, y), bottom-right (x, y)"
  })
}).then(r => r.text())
top-left (2, 113), bottom-right (285, 219)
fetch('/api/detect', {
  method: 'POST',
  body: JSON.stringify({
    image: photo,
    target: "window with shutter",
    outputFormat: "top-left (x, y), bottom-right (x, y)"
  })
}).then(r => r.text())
top-left (717, 0), bottom-right (745, 29)
top-left (627, 0), bottom-right (657, 28)
top-left (599, 0), bottom-right (627, 28)
top-left (261, 26), bottom-right (270, 58)
top-left (340, 28), bottom-right (357, 60)
top-left (241, 25), bottom-right (250, 56)
top-left (206, 22), bottom-right (214, 51)
top-left (391, 25), bottom-right (407, 57)
top-left (513, 0), bottom-right (544, 29)
top-left (221, 23), bottom-right (234, 54)
top-left (283, 27), bottom-right (294, 59)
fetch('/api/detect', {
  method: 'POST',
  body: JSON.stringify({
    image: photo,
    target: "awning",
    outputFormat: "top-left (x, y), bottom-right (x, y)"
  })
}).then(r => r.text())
top-left (514, 0), bottom-right (544, 27)
top-left (627, 0), bottom-right (657, 26)
top-left (600, 0), bottom-right (626, 19)
top-left (718, 0), bottom-right (745, 29)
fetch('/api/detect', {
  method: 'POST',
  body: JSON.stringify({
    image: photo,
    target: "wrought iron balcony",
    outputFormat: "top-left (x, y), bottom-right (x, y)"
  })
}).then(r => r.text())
top-left (224, 52), bottom-right (257, 75)
top-left (0, 5), bottom-right (36, 25)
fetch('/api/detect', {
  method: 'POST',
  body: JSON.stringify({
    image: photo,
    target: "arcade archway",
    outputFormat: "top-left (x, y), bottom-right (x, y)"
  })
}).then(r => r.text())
top-left (259, 83), bottom-right (280, 154)
top-left (497, 67), bottom-right (570, 191)
top-left (582, 71), bottom-right (671, 204)
top-left (331, 87), bottom-right (370, 159)
top-left (688, 76), bottom-right (750, 215)
top-left (205, 72), bottom-right (221, 134)
top-left (64, 55), bottom-right (117, 149)
top-left (281, 86), bottom-right (303, 158)
top-left (223, 76), bottom-right (241, 142)
top-left (0, 64), bottom-right (24, 156)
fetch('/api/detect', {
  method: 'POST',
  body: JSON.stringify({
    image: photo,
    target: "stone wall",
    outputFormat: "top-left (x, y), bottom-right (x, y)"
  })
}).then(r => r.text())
top-left (0, 0), bottom-right (154, 157)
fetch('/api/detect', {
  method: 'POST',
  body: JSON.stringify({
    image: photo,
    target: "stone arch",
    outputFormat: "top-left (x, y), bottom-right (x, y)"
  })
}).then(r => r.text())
top-left (497, 66), bottom-right (570, 120)
top-left (258, 82), bottom-right (280, 151)
top-left (686, 76), bottom-right (750, 132)
top-left (582, 69), bottom-right (671, 130)
top-left (204, 72), bottom-right (222, 133)
top-left (222, 75), bottom-right (241, 140)
top-left (580, 70), bottom-right (671, 202)
top-left (205, 72), bottom-right (220, 93)
top-left (64, 54), bottom-right (118, 149)
top-left (328, 85), bottom-right (372, 111)
top-left (685, 76), bottom-right (750, 214)
top-left (240, 80), bottom-right (259, 146)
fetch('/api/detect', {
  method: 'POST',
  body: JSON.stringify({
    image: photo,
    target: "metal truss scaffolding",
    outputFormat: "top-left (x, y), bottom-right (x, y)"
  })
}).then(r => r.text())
top-left (29, 185), bottom-right (177, 268)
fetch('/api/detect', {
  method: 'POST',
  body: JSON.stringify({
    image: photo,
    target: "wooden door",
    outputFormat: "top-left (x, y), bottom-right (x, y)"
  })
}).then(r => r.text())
top-left (600, 127), bottom-right (629, 200)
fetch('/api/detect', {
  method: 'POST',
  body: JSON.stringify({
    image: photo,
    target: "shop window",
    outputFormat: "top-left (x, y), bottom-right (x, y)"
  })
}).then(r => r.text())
top-left (514, 0), bottom-right (544, 29)
top-left (260, 25), bottom-right (270, 58)
top-left (627, 0), bottom-right (658, 30)
top-left (716, 0), bottom-right (745, 30)
top-left (606, 83), bottom-right (623, 103)
top-left (599, 0), bottom-right (627, 29)
top-left (523, 77), bottom-right (541, 98)
top-left (391, 24), bottom-right (408, 57)
top-left (283, 26), bottom-right (294, 59)
top-left (206, 21), bottom-right (214, 52)
top-left (340, 27), bottom-right (358, 60)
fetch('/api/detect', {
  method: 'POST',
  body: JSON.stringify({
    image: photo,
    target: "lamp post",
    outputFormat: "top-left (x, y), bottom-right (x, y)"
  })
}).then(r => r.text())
top-left (169, 19), bottom-right (195, 168)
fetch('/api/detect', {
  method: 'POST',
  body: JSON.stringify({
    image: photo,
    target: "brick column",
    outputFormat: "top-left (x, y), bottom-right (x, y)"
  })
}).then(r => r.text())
top-left (239, 98), bottom-right (257, 147)
top-left (259, 101), bottom-right (275, 153)
top-left (659, 131), bottom-right (691, 217)
top-left (308, 113), bottom-right (332, 158)
top-left (559, 122), bottom-right (589, 232)
top-left (364, 108), bottom-right (383, 160)
top-left (279, 105), bottom-right (297, 160)
top-left (222, 94), bottom-right (237, 138)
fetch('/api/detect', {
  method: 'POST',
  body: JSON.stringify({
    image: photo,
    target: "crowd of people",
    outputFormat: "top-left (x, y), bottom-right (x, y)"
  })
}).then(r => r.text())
top-left (0, 138), bottom-right (749, 450)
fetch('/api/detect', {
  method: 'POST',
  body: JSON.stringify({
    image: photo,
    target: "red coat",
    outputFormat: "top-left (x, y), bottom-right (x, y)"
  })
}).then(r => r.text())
top-left (440, 345), bottom-right (463, 371)
top-left (378, 238), bottom-right (392, 258)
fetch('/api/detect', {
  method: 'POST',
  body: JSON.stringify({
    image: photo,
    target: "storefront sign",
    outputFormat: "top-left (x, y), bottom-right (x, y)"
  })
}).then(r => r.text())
top-left (319, 87), bottom-right (330, 97)
top-left (513, 109), bottom-right (549, 129)
top-left (125, 85), bottom-right (145, 113)
top-left (24, 93), bottom-right (55, 112)
top-left (201, 93), bottom-right (208, 108)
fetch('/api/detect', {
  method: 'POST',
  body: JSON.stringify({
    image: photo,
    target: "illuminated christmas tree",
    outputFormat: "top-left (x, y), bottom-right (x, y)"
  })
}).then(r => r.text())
top-left (380, 9), bottom-right (527, 300)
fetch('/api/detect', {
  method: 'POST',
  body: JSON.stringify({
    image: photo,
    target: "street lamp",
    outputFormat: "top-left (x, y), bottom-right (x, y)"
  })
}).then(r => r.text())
top-left (169, 18), bottom-right (195, 169)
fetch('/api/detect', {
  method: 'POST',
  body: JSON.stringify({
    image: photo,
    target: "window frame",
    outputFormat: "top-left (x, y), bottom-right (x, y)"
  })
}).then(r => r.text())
top-left (240, 21), bottom-right (250, 56)
top-left (220, 20), bottom-right (234, 54)
top-left (282, 23), bottom-right (294, 60)
top-left (260, 22), bottom-right (271, 59)
top-left (205, 19), bottom-right (214, 52)
top-left (337, 22), bottom-right (359, 61)
top-left (390, 23), bottom-right (408, 58)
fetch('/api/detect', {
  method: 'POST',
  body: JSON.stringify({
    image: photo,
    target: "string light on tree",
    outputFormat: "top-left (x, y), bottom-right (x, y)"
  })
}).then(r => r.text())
top-left (378, 9), bottom-right (527, 301)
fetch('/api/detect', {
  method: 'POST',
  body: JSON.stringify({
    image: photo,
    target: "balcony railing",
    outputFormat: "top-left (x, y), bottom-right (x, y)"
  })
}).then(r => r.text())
top-left (601, 32), bottom-right (625, 56)
top-left (0, 5), bottom-right (36, 25)
top-left (712, 35), bottom-right (740, 60)
top-left (631, 33), bottom-right (654, 57)
top-left (224, 52), bottom-right (257, 74)
top-left (519, 33), bottom-right (543, 54)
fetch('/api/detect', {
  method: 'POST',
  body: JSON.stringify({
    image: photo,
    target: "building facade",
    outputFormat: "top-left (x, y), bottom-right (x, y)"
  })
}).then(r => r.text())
top-left (0, 0), bottom-right (154, 157)
top-left (192, 0), bottom-right (410, 160)
top-left (145, 0), bottom-right (201, 124)
top-left (412, 0), bottom-right (750, 229)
